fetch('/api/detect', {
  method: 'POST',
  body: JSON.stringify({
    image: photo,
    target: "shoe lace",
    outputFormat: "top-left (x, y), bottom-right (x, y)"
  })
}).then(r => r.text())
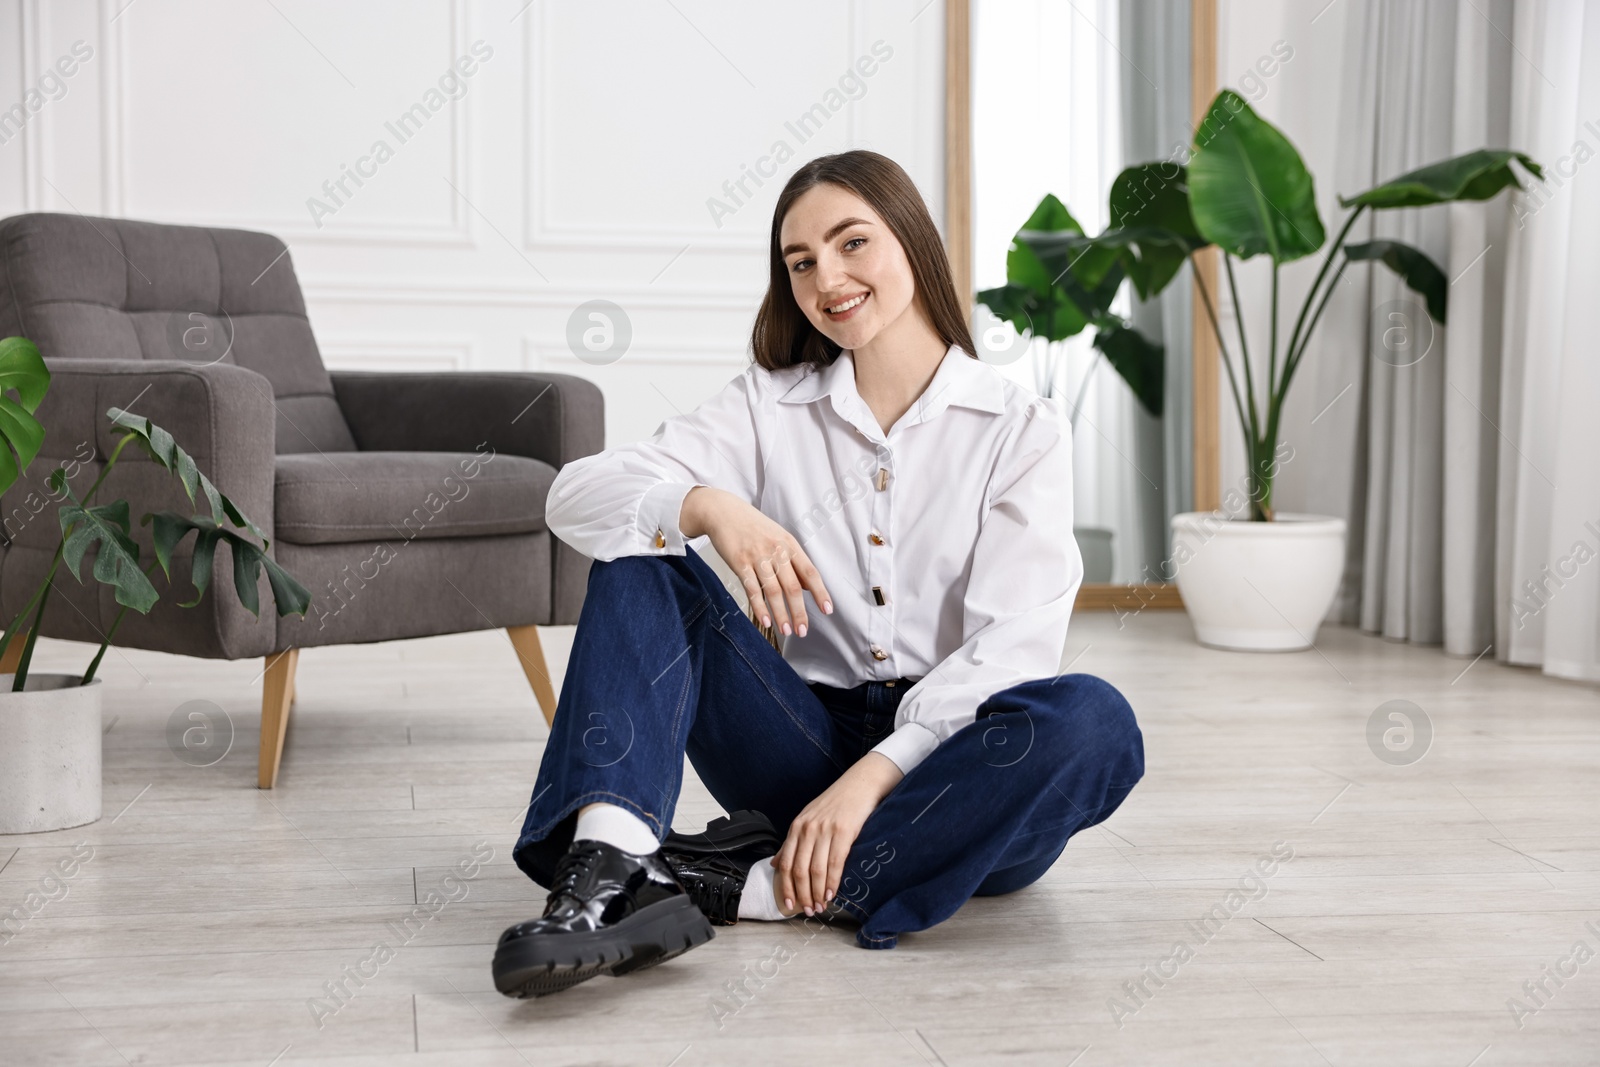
top-left (547, 841), bottom-right (606, 908)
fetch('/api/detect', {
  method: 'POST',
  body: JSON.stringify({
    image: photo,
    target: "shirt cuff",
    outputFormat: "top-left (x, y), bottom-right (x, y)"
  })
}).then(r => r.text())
top-left (869, 721), bottom-right (940, 776)
top-left (637, 481), bottom-right (704, 555)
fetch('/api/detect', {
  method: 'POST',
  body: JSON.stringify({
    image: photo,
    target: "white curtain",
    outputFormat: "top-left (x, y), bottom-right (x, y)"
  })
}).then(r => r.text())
top-left (972, 0), bottom-right (1162, 583)
top-left (1303, 0), bottom-right (1600, 683)
top-left (1499, 0), bottom-right (1600, 682)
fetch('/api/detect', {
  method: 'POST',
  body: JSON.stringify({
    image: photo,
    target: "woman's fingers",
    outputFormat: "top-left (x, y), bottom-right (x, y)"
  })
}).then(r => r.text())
top-left (825, 831), bottom-right (850, 904)
top-left (756, 557), bottom-right (793, 634)
top-left (793, 552), bottom-right (833, 617)
top-left (742, 572), bottom-right (774, 630)
top-left (772, 833), bottom-right (798, 913)
top-left (773, 552), bottom-right (810, 637)
top-left (808, 830), bottom-right (831, 911)
top-left (789, 826), bottom-right (818, 913)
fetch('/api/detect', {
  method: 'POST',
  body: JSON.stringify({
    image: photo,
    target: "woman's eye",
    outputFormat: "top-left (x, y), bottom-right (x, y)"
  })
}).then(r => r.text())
top-left (790, 259), bottom-right (813, 273)
top-left (844, 237), bottom-right (866, 251)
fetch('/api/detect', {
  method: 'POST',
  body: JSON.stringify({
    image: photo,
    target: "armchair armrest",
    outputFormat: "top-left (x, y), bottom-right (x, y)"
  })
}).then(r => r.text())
top-left (328, 370), bottom-right (603, 471)
top-left (1, 358), bottom-right (280, 659)
top-left (21, 358), bottom-right (278, 535)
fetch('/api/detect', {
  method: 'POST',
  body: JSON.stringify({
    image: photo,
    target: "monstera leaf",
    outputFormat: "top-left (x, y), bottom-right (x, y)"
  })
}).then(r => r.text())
top-left (0, 336), bottom-right (50, 497)
top-left (51, 470), bottom-right (160, 613)
top-left (145, 511), bottom-right (309, 616)
top-left (106, 406), bottom-right (269, 546)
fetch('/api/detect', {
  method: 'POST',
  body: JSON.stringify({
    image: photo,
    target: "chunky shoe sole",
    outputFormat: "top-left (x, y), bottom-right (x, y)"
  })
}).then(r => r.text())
top-left (661, 809), bottom-right (781, 864)
top-left (492, 894), bottom-right (714, 999)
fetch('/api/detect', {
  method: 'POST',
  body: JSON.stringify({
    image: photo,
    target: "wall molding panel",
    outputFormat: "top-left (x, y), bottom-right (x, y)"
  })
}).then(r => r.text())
top-left (0, 0), bottom-right (947, 437)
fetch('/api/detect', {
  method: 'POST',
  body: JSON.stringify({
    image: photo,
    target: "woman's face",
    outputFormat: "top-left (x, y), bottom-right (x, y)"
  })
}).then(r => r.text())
top-left (779, 183), bottom-right (919, 353)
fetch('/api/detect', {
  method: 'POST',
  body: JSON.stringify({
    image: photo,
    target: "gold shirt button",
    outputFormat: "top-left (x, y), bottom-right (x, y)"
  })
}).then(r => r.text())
top-left (654, 527), bottom-right (666, 548)
top-left (871, 585), bottom-right (886, 605)
top-left (869, 644), bottom-right (888, 661)
top-left (869, 530), bottom-right (884, 545)
top-left (875, 467), bottom-right (889, 491)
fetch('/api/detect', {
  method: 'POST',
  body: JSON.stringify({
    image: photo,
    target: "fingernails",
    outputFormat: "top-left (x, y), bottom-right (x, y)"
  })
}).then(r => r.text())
top-left (797, 623), bottom-right (807, 637)
top-left (823, 601), bottom-right (833, 614)
top-left (785, 897), bottom-right (793, 910)
top-left (762, 615), bottom-right (771, 628)
top-left (781, 622), bottom-right (791, 635)
top-left (824, 889), bottom-right (833, 901)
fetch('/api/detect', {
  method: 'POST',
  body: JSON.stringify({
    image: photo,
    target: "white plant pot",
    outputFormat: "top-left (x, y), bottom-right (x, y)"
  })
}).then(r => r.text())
top-left (1169, 512), bottom-right (1346, 652)
top-left (0, 673), bottom-right (103, 834)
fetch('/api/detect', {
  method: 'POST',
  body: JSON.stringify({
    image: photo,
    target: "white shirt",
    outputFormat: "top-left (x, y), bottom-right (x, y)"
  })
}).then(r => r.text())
top-left (544, 343), bottom-right (1083, 776)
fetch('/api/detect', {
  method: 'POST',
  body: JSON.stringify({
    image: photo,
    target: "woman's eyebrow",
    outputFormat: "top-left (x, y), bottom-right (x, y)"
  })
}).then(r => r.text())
top-left (781, 217), bottom-right (873, 256)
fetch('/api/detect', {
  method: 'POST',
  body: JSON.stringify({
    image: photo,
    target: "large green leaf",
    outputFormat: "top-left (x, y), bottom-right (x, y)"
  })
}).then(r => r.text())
top-left (1345, 240), bottom-right (1449, 324)
top-left (1092, 322), bottom-right (1164, 418)
top-left (1110, 163), bottom-right (1202, 237)
top-left (1189, 90), bottom-right (1326, 262)
top-left (0, 337), bottom-right (51, 497)
top-left (144, 510), bottom-right (310, 616)
top-left (1106, 164), bottom-right (1208, 298)
top-left (1005, 194), bottom-right (1084, 297)
top-left (1340, 149), bottom-right (1544, 209)
top-left (51, 469), bottom-right (160, 613)
top-left (977, 282), bottom-right (1089, 344)
top-left (106, 406), bottom-right (270, 547)
top-left (1011, 231), bottom-right (1129, 317)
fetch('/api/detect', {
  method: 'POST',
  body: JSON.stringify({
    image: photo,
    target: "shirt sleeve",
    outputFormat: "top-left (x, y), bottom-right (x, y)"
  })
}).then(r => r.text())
top-left (545, 365), bottom-right (765, 562)
top-left (868, 397), bottom-right (1083, 776)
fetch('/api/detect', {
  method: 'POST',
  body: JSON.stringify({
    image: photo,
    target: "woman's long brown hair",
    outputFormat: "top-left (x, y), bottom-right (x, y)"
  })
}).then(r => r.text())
top-left (750, 150), bottom-right (976, 372)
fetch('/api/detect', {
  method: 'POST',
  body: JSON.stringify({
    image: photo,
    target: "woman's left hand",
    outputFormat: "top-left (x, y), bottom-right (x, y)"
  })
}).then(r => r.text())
top-left (772, 751), bottom-right (904, 916)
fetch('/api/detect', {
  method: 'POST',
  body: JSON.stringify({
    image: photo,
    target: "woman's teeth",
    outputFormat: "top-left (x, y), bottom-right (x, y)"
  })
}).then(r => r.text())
top-left (826, 294), bottom-right (867, 314)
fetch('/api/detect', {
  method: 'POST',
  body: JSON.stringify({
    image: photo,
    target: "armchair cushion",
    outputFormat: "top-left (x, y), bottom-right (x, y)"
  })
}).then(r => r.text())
top-left (274, 450), bottom-right (557, 545)
top-left (330, 369), bottom-right (605, 624)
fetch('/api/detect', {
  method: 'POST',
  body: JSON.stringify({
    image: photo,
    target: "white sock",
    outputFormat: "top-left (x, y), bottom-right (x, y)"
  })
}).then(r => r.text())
top-left (573, 802), bottom-right (659, 855)
top-left (736, 858), bottom-right (788, 921)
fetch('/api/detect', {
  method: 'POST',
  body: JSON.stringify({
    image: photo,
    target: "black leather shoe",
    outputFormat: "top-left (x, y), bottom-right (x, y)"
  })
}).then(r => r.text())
top-left (492, 839), bottom-right (714, 998)
top-left (660, 810), bottom-right (782, 926)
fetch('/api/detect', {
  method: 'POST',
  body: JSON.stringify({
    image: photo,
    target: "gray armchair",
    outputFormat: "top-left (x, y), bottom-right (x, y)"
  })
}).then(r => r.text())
top-left (0, 212), bottom-right (602, 786)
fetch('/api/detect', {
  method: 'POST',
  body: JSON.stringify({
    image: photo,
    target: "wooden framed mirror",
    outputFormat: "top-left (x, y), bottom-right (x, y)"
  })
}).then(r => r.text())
top-left (946, 0), bottom-right (1219, 612)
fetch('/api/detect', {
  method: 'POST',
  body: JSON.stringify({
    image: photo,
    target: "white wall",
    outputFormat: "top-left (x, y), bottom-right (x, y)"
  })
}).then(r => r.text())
top-left (0, 0), bottom-right (947, 450)
top-left (1214, 0), bottom-right (1351, 515)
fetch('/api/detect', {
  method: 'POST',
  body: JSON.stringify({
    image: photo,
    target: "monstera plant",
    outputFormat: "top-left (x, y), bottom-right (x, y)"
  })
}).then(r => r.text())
top-left (1013, 89), bottom-right (1542, 521)
top-left (0, 335), bottom-right (311, 690)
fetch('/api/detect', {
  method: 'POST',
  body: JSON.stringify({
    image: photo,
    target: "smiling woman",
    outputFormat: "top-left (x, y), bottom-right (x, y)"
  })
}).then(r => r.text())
top-left (495, 148), bottom-right (1143, 1000)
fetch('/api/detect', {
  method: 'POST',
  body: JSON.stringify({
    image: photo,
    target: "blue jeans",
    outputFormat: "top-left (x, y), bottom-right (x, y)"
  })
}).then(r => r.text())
top-left (512, 546), bottom-right (1145, 950)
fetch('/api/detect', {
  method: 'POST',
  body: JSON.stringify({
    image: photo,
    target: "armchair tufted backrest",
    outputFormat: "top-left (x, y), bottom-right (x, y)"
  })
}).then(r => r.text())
top-left (0, 212), bottom-right (357, 454)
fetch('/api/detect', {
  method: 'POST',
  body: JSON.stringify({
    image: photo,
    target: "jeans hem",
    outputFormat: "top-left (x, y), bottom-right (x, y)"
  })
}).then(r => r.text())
top-left (520, 789), bottom-right (666, 850)
top-left (855, 929), bottom-right (898, 950)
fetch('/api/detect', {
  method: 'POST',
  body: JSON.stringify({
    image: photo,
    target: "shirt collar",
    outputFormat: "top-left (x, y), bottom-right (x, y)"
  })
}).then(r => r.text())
top-left (776, 344), bottom-right (1006, 428)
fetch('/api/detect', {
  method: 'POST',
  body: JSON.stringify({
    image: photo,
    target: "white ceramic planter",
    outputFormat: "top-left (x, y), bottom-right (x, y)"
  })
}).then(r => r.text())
top-left (1169, 512), bottom-right (1347, 652)
top-left (0, 673), bottom-right (103, 834)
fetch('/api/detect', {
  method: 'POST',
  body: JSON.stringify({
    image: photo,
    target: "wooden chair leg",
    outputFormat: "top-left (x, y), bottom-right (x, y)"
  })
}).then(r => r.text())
top-left (258, 648), bottom-right (300, 789)
top-left (0, 630), bottom-right (28, 675)
top-left (506, 625), bottom-right (558, 728)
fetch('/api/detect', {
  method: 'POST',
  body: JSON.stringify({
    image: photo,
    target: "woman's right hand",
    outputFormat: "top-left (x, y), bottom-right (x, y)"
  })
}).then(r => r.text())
top-left (681, 486), bottom-right (833, 637)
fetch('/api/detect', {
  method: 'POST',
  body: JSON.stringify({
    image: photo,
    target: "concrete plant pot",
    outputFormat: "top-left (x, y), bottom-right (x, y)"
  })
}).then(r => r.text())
top-left (1074, 525), bottom-right (1115, 583)
top-left (0, 673), bottom-right (103, 834)
top-left (1169, 512), bottom-right (1346, 651)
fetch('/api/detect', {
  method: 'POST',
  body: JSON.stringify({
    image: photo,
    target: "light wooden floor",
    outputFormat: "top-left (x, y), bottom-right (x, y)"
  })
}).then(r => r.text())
top-left (1, 613), bottom-right (1596, 1067)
